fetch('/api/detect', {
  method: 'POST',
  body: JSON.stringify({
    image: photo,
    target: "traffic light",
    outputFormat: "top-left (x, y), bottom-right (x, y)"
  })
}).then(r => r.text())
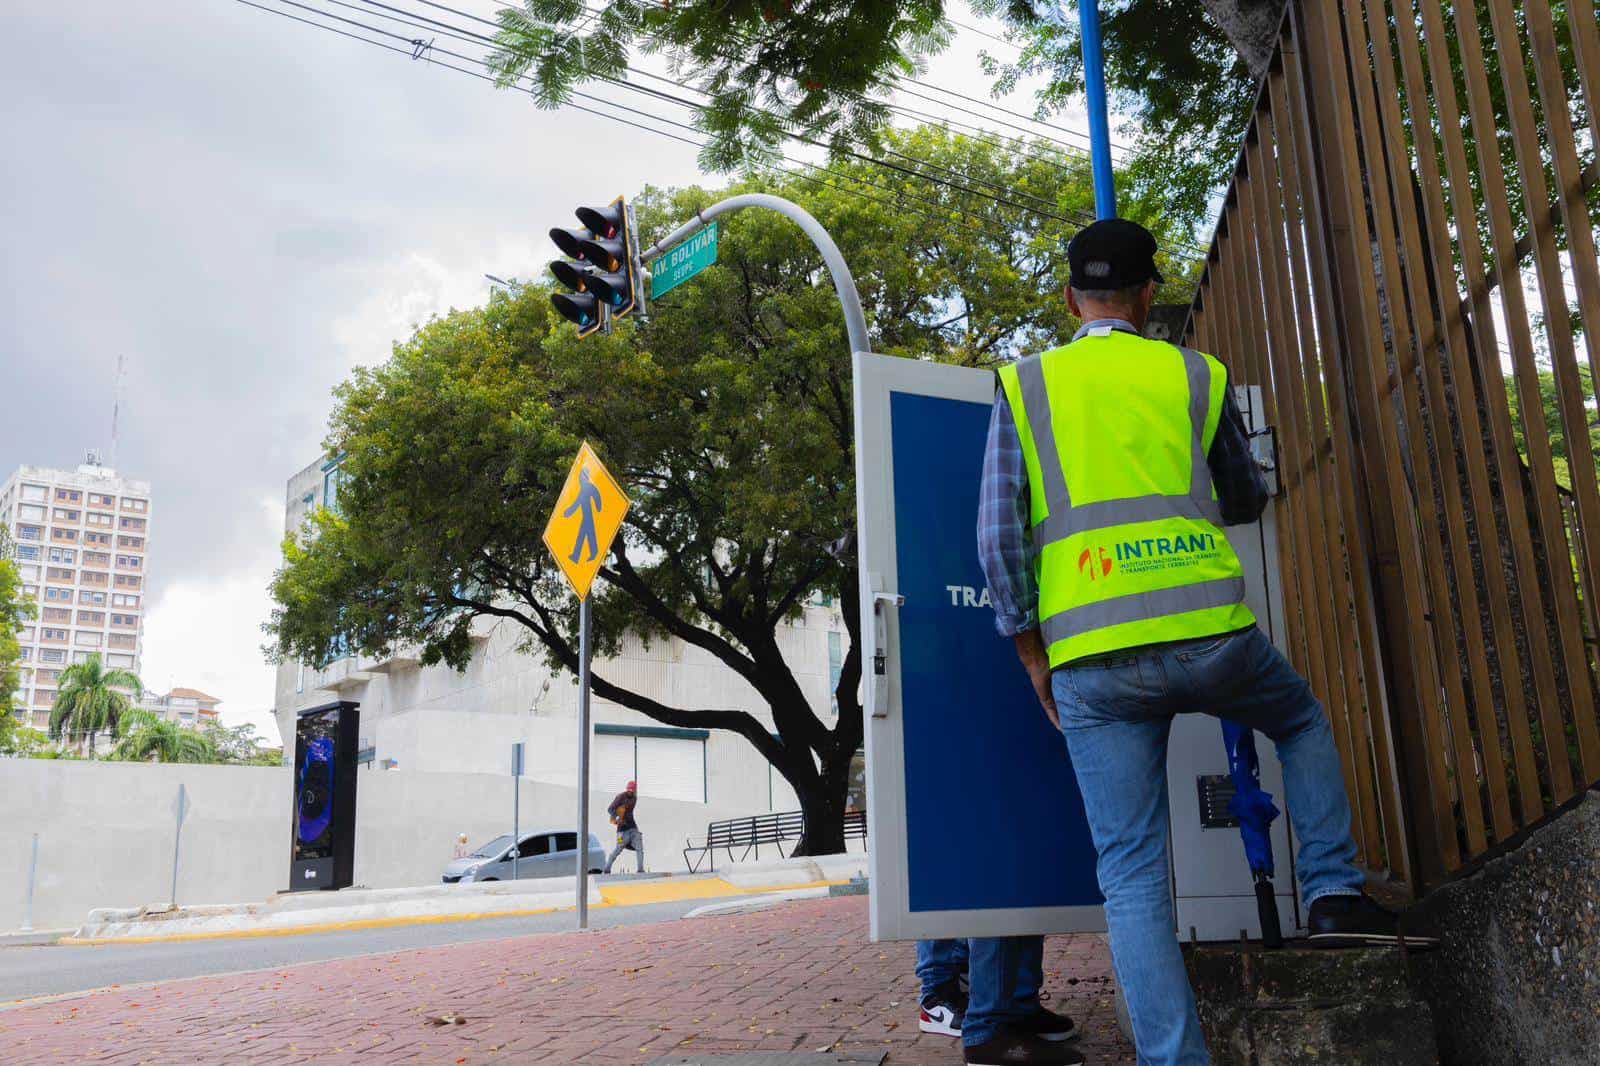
top-left (548, 196), bottom-right (641, 337)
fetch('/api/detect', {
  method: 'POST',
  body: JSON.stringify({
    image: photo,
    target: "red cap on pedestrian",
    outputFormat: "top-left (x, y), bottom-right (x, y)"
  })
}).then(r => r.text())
top-left (626, 780), bottom-right (637, 791)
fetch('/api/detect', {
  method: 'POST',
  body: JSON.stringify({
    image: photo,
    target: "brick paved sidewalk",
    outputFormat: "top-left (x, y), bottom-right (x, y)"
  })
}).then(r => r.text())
top-left (1, 896), bottom-right (1133, 1064)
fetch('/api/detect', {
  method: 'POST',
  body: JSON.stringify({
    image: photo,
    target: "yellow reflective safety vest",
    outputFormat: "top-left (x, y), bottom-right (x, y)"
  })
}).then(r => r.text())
top-left (997, 323), bottom-right (1255, 667)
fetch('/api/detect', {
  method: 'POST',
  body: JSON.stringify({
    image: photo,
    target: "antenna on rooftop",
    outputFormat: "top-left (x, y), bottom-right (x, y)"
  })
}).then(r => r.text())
top-left (110, 354), bottom-right (126, 470)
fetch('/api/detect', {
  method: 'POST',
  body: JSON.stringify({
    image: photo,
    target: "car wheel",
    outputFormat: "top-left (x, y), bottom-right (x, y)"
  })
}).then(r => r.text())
top-left (479, 877), bottom-right (499, 882)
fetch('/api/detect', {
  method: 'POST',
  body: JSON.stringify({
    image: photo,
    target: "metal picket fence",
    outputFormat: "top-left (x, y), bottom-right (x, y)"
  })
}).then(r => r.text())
top-left (1186, 0), bottom-right (1600, 890)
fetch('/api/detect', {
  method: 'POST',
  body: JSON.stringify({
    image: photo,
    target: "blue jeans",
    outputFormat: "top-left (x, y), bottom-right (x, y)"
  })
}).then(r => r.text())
top-left (963, 936), bottom-right (1044, 1048)
top-left (916, 937), bottom-right (970, 997)
top-left (1054, 625), bottom-right (1363, 1065)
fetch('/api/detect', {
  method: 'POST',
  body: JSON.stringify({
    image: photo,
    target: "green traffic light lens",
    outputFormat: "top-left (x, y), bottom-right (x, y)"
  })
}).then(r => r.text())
top-left (550, 291), bottom-right (599, 328)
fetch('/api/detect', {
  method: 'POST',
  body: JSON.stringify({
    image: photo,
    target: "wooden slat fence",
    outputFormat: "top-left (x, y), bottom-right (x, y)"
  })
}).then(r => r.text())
top-left (1187, 0), bottom-right (1600, 889)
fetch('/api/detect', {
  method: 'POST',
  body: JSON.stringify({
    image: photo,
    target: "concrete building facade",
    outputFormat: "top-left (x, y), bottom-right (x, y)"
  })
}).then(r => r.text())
top-left (272, 457), bottom-right (850, 821)
top-left (1, 461), bottom-right (152, 730)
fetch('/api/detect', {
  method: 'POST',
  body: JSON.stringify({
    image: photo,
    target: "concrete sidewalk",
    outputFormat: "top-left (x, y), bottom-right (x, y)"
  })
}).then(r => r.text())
top-left (0, 896), bottom-right (1133, 1064)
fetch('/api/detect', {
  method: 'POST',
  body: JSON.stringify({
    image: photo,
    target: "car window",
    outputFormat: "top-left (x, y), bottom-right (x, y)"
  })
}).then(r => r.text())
top-left (519, 834), bottom-right (551, 857)
top-left (471, 834), bottom-right (512, 859)
top-left (554, 832), bottom-right (578, 852)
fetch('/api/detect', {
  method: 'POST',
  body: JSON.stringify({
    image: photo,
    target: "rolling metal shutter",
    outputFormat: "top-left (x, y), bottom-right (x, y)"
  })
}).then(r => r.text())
top-left (636, 736), bottom-right (705, 803)
top-left (593, 734), bottom-right (636, 796)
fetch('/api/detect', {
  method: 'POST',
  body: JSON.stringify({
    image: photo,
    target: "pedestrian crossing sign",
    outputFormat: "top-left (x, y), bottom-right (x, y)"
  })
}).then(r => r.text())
top-left (543, 441), bottom-right (631, 601)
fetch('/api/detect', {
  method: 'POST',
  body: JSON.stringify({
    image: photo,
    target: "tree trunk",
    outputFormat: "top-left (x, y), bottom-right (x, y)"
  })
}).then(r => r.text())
top-left (790, 764), bottom-right (848, 856)
top-left (1198, 0), bottom-right (1287, 78)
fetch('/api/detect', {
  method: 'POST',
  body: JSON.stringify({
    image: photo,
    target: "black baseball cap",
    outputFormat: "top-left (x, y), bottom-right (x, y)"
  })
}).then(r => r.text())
top-left (1067, 218), bottom-right (1165, 291)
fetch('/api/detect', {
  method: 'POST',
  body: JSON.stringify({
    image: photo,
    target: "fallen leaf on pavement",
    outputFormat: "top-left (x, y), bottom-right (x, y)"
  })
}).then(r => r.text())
top-left (426, 1013), bottom-right (468, 1026)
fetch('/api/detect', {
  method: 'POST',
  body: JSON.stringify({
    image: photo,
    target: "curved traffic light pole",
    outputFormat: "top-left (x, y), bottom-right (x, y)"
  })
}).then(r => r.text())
top-left (639, 193), bottom-right (871, 357)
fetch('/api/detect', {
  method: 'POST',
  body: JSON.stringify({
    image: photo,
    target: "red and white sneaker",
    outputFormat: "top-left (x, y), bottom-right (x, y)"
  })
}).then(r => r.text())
top-left (918, 981), bottom-right (966, 1037)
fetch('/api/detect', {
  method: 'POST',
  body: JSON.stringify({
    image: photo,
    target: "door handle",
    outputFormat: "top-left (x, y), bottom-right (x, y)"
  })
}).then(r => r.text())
top-left (869, 585), bottom-right (904, 719)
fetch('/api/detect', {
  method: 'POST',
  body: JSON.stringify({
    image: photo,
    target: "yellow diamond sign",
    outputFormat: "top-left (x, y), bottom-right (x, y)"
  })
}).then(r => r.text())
top-left (543, 442), bottom-right (631, 600)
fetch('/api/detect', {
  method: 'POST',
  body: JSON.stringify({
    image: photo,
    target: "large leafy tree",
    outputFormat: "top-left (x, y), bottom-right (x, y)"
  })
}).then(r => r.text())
top-left (267, 127), bottom-right (1181, 852)
top-left (974, 0), bottom-right (1265, 229)
top-left (486, 1), bottom-right (1271, 231)
top-left (204, 719), bottom-right (283, 766)
top-left (48, 654), bottom-right (144, 758)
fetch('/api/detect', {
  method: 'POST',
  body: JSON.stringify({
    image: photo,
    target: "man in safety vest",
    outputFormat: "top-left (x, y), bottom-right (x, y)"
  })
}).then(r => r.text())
top-left (976, 218), bottom-right (1434, 1065)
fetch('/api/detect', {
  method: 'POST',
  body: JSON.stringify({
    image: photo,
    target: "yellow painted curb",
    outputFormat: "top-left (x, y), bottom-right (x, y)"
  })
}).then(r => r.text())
top-left (56, 876), bottom-right (850, 947)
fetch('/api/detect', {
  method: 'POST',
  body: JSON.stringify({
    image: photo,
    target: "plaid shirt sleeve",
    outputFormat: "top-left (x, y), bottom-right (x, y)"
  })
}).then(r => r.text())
top-left (976, 391), bottom-right (1038, 637)
top-left (1210, 386), bottom-right (1270, 526)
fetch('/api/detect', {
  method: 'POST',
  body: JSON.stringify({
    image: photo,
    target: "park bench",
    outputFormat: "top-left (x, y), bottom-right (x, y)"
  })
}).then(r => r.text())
top-left (683, 807), bottom-right (867, 873)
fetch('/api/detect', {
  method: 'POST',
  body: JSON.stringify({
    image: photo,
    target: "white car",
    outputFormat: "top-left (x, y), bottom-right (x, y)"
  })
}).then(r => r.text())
top-left (442, 829), bottom-right (606, 883)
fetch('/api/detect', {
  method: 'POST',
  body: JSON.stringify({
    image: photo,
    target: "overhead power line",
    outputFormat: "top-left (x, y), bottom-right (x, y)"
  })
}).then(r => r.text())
top-left (237, 0), bottom-right (1204, 259)
top-left (348, 0), bottom-right (1197, 252)
top-left (270, 0), bottom-right (1120, 239)
top-left (233, 0), bottom-right (1055, 251)
top-left (403, 0), bottom-right (1121, 158)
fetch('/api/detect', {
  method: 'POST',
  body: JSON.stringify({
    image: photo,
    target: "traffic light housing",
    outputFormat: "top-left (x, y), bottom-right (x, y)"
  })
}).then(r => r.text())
top-left (549, 196), bottom-right (641, 337)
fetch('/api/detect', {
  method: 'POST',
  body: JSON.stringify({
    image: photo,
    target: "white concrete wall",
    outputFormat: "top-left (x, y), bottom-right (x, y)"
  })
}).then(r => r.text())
top-left (2, 760), bottom-right (758, 933)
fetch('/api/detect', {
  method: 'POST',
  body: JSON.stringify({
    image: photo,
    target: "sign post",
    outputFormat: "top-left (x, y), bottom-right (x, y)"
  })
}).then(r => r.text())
top-left (543, 441), bottom-right (631, 929)
top-left (511, 741), bottom-right (524, 880)
top-left (170, 783), bottom-right (190, 907)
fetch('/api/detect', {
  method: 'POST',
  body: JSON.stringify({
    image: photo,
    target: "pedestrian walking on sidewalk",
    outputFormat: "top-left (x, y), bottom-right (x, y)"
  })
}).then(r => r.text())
top-left (978, 218), bottom-right (1437, 1066)
top-left (603, 780), bottom-right (645, 874)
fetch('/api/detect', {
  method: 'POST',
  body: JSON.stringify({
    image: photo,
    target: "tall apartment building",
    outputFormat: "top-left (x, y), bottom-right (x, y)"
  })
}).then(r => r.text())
top-left (1, 461), bottom-right (152, 730)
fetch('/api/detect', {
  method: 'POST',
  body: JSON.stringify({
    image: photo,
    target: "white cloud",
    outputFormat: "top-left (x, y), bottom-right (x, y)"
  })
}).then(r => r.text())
top-left (329, 238), bottom-right (542, 370)
top-left (139, 496), bottom-right (284, 747)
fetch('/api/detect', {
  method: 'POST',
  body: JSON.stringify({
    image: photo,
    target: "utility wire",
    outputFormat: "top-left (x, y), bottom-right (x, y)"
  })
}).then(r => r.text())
top-left (343, 0), bottom-right (1199, 252)
top-left (388, 0), bottom-right (1118, 158)
top-left (596, 0), bottom-right (1130, 153)
top-left (235, 0), bottom-right (1044, 250)
top-left (314, 0), bottom-right (1122, 237)
top-left (588, 0), bottom-right (1114, 149)
top-left (363, 0), bottom-right (1138, 203)
top-left (243, 0), bottom-right (1203, 259)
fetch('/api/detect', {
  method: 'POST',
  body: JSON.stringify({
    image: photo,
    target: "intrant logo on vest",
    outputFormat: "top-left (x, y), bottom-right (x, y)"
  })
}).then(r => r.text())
top-left (1077, 547), bottom-right (1113, 581)
top-left (1100, 533), bottom-right (1222, 576)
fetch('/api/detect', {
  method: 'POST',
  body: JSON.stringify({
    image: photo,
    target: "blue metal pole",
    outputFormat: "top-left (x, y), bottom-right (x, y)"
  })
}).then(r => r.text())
top-left (1075, 0), bottom-right (1117, 218)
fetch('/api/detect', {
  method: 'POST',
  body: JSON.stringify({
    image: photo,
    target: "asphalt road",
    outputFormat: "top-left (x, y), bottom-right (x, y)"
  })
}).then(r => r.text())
top-left (0, 896), bottom-right (730, 1006)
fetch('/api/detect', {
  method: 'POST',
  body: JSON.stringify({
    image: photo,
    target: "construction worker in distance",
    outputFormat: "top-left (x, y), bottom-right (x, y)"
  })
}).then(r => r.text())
top-left (976, 218), bottom-right (1436, 1066)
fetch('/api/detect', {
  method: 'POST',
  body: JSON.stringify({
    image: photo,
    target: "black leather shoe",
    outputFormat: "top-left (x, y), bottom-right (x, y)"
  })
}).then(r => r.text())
top-left (1014, 1005), bottom-right (1079, 1042)
top-left (964, 1030), bottom-right (1085, 1065)
top-left (1308, 892), bottom-right (1439, 949)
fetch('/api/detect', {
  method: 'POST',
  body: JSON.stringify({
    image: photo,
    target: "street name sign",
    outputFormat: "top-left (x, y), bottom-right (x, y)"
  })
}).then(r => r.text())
top-left (649, 221), bottom-right (718, 299)
top-left (542, 441), bottom-right (631, 601)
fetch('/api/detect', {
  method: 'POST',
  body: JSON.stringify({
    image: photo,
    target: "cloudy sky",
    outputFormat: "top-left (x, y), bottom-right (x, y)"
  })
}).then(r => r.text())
top-left (2, 3), bottom-right (1081, 745)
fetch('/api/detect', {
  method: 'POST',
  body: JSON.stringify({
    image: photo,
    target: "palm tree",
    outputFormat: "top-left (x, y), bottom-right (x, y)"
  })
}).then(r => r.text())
top-left (48, 654), bottom-right (143, 757)
top-left (112, 708), bottom-right (218, 764)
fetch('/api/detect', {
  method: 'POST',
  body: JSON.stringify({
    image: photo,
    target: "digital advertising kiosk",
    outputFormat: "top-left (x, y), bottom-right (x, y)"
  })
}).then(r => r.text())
top-left (289, 699), bottom-right (361, 892)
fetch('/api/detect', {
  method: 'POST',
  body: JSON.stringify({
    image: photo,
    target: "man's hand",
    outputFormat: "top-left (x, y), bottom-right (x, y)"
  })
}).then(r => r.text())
top-left (1013, 629), bottom-right (1059, 731)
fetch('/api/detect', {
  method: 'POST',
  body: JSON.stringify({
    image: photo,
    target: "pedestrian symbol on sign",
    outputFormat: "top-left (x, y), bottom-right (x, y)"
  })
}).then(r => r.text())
top-left (542, 442), bottom-right (630, 601)
top-left (564, 468), bottom-right (604, 564)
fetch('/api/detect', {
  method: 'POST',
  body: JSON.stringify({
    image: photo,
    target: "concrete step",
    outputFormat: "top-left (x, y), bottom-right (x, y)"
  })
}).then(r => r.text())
top-left (1185, 943), bottom-right (1438, 1064)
